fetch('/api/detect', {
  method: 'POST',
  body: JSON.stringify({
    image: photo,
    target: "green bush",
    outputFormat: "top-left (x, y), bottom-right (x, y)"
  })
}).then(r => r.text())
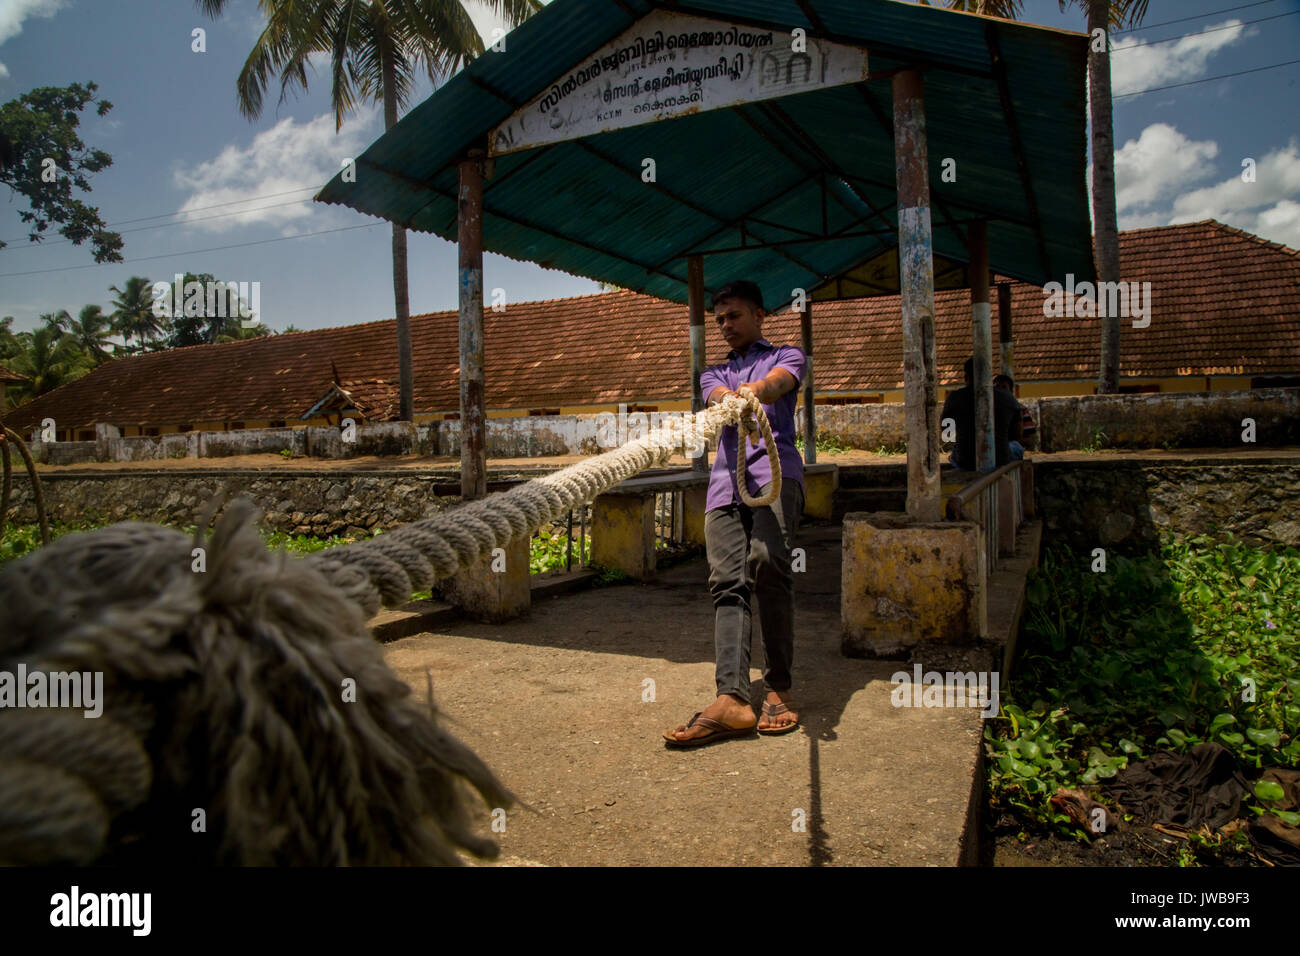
top-left (987, 536), bottom-right (1299, 845)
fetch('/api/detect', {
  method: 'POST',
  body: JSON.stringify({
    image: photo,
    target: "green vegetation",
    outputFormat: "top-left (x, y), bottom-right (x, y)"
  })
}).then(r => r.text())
top-left (988, 536), bottom-right (1300, 851)
top-left (530, 524), bottom-right (576, 575)
top-left (794, 432), bottom-right (852, 456)
top-left (1080, 427), bottom-right (1109, 453)
top-left (874, 440), bottom-right (907, 456)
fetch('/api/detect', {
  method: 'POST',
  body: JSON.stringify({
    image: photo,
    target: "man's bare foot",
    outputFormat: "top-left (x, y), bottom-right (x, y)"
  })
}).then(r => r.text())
top-left (757, 688), bottom-right (798, 732)
top-left (667, 693), bottom-right (756, 743)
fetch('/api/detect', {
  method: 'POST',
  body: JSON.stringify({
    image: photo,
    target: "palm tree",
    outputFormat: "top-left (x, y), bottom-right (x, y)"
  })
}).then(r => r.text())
top-left (922, 0), bottom-right (1149, 393)
top-left (65, 304), bottom-right (117, 365)
top-left (7, 322), bottom-right (91, 402)
top-left (0, 316), bottom-right (20, 364)
top-left (196, 0), bottom-right (543, 422)
top-left (920, 1), bottom-right (1022, 14)
top-left (109, 276), bottom-right (163, 352)
top-left (1062, 0), bottom-right (1151, 394)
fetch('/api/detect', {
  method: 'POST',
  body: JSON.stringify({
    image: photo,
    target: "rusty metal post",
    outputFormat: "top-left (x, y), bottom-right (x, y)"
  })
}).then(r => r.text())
top-left (893, 69), bottom-right (941, 521)
top-left (458, 151), bottom-right (487, 500)
top-left (998, 282), bottom-right (1014, 379)
top-left (800, 297), bottom-right (816, 464)
top-left (970, 220), bottom-right (994, 473)
top-left (688, 255), bottom-right (708, 473)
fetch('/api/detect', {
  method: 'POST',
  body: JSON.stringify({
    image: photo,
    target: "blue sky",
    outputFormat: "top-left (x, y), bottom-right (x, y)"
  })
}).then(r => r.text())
top-left (1, 0), bottom-right (1297, 338)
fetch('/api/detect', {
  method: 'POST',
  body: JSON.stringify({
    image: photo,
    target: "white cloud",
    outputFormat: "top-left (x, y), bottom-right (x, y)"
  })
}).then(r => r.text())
top-left (1110, 19), bottom-right (1252, 97)
top-left (172, 112), bottom-right (380, 234)
top-left (462, 0), bottom-right (554, 48)
top-left (1114, 122), bottom-right (1219, 213)
top-left (0, 0), bottom-right (67, 77)
top-left (0, 0), bottom-right (65, 44)
top-left (1168, 140), bottom-right (1300, 248)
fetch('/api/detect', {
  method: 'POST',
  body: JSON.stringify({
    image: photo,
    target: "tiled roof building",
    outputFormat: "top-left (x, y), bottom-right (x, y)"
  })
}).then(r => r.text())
top-left (6, 220), bottom-right (1299, 440)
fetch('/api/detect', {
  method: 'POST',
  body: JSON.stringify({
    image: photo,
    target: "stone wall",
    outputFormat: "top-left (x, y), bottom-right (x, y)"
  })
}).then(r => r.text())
top-left (1034, 456), bottom-right (1300, 553)
top-left (804, 403), bottom-right (907, 451)
top-left (15, 389), bottom-right (1299, 464)
top-left (6, 456), bottom-right (1298, 552)
top-left (1035, 388), bottom-right (1299, 452)
top-left (2, 472), bottom-right (456, 537)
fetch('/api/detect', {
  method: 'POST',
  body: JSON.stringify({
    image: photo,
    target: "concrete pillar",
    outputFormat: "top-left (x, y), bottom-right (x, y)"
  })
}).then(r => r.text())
top-left (680, 486), bottom-right (708, 547)
top-left (998, 283), bottom-right (1014, 379)
top-left (800, 298), bottom-right (816, 464)
top-left (970, 220), bottom-right (994, 473)
top-left (458, 152), bottom-right (486, 500)
top-left (591, 493), bottom-right (656, 579)
top-left (801, 463), bottom-right (838, 520)
top-left (893, 69), bottom-right (941, 522)
top-left (841, 512), bottom-right (986, 656)
top-left (688, 255), bottom-right (708, 474)
top-left (437, 533), bottom-right (530, 623)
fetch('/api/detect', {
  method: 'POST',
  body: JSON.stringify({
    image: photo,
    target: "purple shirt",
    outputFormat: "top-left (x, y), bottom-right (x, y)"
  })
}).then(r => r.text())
top-left (699, 338), bottom-right (805, 512)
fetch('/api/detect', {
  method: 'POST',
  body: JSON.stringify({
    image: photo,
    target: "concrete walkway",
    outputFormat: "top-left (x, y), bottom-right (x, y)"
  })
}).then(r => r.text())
top-left (381, 520), bottom-right (986, 867)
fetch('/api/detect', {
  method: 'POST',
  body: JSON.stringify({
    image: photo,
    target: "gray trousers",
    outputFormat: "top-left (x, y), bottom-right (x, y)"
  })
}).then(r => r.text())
top-left (704, 480), bottom-right (804, 701)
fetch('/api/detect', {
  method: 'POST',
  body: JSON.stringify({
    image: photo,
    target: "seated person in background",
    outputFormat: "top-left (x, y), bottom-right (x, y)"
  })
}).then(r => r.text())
top-left (994, 373), bottom-right (1035, 458)
top-left (942, 357), bottom-right (1022, 470)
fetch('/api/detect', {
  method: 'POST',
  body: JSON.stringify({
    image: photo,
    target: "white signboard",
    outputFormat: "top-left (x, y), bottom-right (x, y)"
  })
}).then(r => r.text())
top-left (489, 10), bottom-right (869, 156)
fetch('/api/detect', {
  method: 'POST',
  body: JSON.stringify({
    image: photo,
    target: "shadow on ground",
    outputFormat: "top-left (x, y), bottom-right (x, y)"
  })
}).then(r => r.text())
top-left (383, 519), bottom-right (986, 866)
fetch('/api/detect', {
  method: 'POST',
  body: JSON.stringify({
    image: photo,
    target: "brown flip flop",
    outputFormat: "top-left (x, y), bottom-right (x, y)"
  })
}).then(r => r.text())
top-left (663, 712), bottom-right (757, 748)
top-left (758, 700), bottom-right (799, 735)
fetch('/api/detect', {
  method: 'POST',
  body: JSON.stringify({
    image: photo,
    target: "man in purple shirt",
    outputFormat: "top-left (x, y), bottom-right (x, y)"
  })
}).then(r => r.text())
top-left (664, 280), bottom-right (806, 747)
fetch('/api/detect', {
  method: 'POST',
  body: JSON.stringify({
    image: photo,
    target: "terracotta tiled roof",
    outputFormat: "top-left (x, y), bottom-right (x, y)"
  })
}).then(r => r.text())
top-left (6, 221), bottom-right (1298, 431)
top-left (311, 379), bottom-right (402, 422)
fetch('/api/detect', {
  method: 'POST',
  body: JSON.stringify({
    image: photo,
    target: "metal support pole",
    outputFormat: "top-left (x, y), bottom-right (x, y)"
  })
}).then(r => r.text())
top-left (893, 69), bottom-right (941, 521)
top-left (688, 255), bottom-right (708, 473)
top-left (998, 283), bottom-right (1014, 379)
top-left (970, 220), bottom-right (994, 473)
top-left (800, 297), bottom-right (816, 464)
top-left (458, 151), bottom-right (487, 500)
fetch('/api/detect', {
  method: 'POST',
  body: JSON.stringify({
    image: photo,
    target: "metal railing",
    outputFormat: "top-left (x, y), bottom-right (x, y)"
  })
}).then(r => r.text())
top-left (655, 490), bottom-right (684, 550)
top-left (561, 503), bottom-right (590, 572)
top-left (945, 460), bottom-right (1026, 578)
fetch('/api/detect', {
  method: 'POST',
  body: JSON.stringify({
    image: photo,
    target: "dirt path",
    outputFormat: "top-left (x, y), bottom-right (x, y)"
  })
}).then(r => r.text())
top-left (382, 523), bottom-right (985, 866)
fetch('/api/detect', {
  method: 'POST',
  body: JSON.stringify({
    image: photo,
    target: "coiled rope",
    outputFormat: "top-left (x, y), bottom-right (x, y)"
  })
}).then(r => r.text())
top-left (0, 389), bottom-right (781, 865)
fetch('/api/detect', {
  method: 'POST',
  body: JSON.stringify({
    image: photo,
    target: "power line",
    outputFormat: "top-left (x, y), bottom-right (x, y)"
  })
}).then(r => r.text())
top-left (1113, 9), bottom-right (1298, 51)
top-left (2, 197), bottom-right (316, 250)
top-left (1115, 0), bottom-right (1277, 33)
top-left (1114, 56), bottom-right (1300, 97)
top-left (2, 185), bottom-right (320, 244)
top-left (0, 221), bottom-right (383, 278)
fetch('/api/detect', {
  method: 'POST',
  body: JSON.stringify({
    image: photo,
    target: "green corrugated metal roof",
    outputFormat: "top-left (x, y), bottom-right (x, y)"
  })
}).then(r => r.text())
top-left (315, 0), bottom-right (1095, 308)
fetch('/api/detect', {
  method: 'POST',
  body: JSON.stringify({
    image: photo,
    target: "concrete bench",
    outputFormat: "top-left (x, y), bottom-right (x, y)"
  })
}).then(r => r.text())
top-left (592, 462), bottom-right (838, 579)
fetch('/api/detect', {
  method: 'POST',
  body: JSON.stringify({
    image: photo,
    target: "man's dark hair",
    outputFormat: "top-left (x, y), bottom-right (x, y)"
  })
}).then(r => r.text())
top-left (993, 373), bottom-right (1014, 390)
top-left (963, 357), bottom-right (974, 384)
top-left (711, 280), bottom-right (764, 313)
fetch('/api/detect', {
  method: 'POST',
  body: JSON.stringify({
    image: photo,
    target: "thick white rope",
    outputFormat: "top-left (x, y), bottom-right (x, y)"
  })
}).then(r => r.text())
top-left (304, 387), bottom-right (783, 618)
top-left (0, 387), bottom-right (784, 865)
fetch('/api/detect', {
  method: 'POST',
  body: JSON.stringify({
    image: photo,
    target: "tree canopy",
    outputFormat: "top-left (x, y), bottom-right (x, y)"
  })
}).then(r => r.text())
top-left (0, 82), bottom-right (124, 262)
